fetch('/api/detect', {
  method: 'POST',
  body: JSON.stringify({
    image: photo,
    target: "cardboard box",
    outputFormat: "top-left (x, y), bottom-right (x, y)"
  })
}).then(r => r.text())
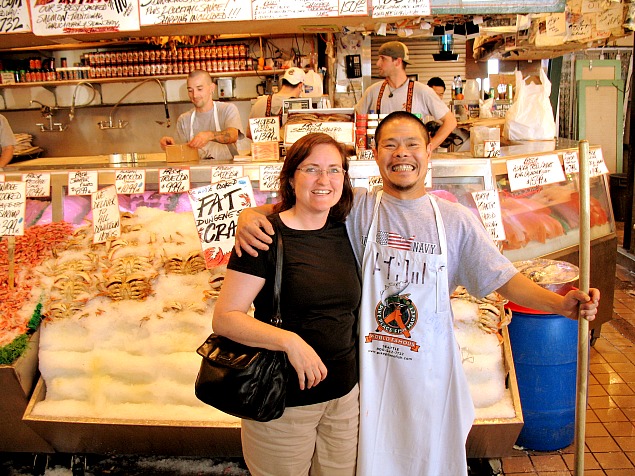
top-left (466, 326), bottom-right (524, 458)
top-left (165, 144), bottom-right (199, 163)
top-left (0, 330), bottom-right (54, 452)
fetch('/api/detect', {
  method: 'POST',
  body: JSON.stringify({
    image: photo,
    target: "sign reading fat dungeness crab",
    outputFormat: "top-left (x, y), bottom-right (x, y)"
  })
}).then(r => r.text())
top-left (188, 177), bottom-right (255, 268)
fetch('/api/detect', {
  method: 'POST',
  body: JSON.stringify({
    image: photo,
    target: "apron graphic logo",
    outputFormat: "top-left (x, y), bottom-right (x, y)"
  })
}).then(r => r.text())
top-left (366, 287), bottom-right (420, 352)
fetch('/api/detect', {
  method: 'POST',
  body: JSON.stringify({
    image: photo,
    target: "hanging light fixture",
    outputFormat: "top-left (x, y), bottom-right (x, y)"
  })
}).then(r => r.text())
top-left (433, 33), bottom-right (459, 62)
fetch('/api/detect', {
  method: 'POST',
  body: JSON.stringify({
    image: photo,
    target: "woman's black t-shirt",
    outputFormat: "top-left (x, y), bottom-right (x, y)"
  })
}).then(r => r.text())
top-left (227, 213), bottom-right (361, 407)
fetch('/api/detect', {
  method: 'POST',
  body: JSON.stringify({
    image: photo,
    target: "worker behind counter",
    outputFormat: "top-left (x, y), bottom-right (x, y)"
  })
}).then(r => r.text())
top-left (355, 41), bottom-right (457, 150)
top-left (0, 114), bottom-right (16, 168)
top-left (427, 77), bottom-right (446, 101)
top-left (247, 67), bottom-right (305, 140)
top-left (160, 70), bottom-right (244, 160)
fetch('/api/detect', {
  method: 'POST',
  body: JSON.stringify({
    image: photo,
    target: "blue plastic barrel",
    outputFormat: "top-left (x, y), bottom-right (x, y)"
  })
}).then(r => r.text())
top-left (508, 310), bottom-right (578, 451)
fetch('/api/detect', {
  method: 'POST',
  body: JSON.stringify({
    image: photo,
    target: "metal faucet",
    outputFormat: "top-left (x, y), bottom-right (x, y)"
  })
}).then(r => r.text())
top-left (30, 100), bottom-right (67, 132)
top-left (69, 81), bottom-right (97, 122)
top-left (98, 78), bottom-right (171, 130)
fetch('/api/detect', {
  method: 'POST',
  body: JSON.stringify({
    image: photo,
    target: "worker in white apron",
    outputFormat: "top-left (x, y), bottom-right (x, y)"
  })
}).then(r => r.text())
top-left (357, 191), bottom-right (474, 476)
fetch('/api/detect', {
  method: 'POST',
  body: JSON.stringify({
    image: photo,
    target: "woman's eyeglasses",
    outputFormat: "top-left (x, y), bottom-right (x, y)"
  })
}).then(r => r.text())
top-left (297, 166), bottom-right (345, 177)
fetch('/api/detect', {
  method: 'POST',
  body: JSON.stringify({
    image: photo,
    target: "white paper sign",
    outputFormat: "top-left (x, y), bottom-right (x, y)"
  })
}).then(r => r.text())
top-left (368, 176), bottom-right (383, 191)
top-left (188, 177), bottom-right (256, 267)
top-left (425, 162), bottom-right (432, 188)
top-left (68, 171), bottom-right (99, 196)
top-left (372, 0), bottom-right (431, 18)
top-left (29, 0), bottom-right (141, 36)
top-left (506, 154), bottom-right (566, 191)
top-left (115, 169), bottom-right (146, 194)
top-left (285, 122), bottom-right (354, 144)
top-left (563, 151), bottom-right (579, 174)
top-left (472, 190), bottom-right (506, 242)
top-left (159, 168), bottom-right (190, 193)
top-left (212, 165), bottom-right (244, 183)
top-left (597, 6), bottom-right (623, 31)
top-left (92, 185), bottom-right (120, 244)
top-left (22, 173), bottom-right (50, 198)
top-left (589, 148), bottom-right (610, 177)
top-left (484, 140), bottom-right (501, 158)
top-left (140, 0), bottom-right (251, 25)
top-left (259, 165), bottom-right (283, 192)
top-left (0, 181), bottom-right (26, 237)
top-left (0, 0), bottom-right (31, 33)
top-left (252, 0), bottom-right (339, 20)
top-left (339, 0), bottom-right (368, 16)
top-left (250, 117), bottom-right (280, 143)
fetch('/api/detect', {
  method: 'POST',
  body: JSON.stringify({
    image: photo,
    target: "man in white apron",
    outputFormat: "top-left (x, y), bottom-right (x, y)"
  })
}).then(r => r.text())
top-left (233, 111), bottom-right (600, 475)
top-left (160, 70), bottom-right (243, 160)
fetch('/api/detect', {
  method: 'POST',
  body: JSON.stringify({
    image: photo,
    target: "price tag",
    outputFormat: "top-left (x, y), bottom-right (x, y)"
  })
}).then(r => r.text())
top-left (91, 185), bottom-right (120, 244)
top-left (115, 169), bottom-right (146, 194)
top-left (259, 165), bottom-right (283, 191)
top-left (0, 0), bottom-right (31, 33)
top-left (368, 176), bottom-right (383, 191)
top-left (506, 154), bottom-right (566, 191)
top-left (589, 148), bottom-right (609, 177)
top-left (212, 165), bottom-right (244, 183)
top-left (563, 151), bottom-right (579, 174)
top-left (472, 190), bottom-right (506, 242)
top-left (22, 173), bottom-right (50, 198)
top-left (159, 168), bottom-right (190, 193)
top-left (249, 117), bottom-right (280, 143)
top-left (371, 0), bottom-right (431, 18)
top-left (68, 171), bottom-right (99, 196)
top-left (0, 181), bottom-right (26, 237)
top-left (484, 140), bottom-right (501, 158)
top-left (188, 177), bottom-right (256, 268)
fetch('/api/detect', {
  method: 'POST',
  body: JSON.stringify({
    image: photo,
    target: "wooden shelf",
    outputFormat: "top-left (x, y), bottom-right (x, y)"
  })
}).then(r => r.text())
top-left (0, 69), bottom-right (285, 90)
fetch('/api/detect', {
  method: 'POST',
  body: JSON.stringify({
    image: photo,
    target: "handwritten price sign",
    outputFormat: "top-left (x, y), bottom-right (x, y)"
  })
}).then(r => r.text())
top-left (472, 190), bottom-right (506, 242)
top-left (115, 169), bottom-right (146, 195)
top-left (68, 171), bottom-right (98, 196)
top-left (159, 168), bottom-right (190, 193)
top-left (0, 181), bottom-right (26, 237)
top-left (0, 0), bottom-right (31, 33)
top-left (212, 165), bottom-right (244, 184)
top-left (22, 173), bottom-right (51, 198)
top-left (506, 154), bottom-right (566, 191)
top-left (250, 117), bottom-right (280, 143)
top-left (259, 165), bottom-right (282, 192)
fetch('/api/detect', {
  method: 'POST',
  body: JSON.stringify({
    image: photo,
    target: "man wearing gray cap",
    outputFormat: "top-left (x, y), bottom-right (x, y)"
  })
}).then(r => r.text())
top-left (248, 67), bottom-right (305, 139)
top-left (355, 41), bottom-right (457, 150)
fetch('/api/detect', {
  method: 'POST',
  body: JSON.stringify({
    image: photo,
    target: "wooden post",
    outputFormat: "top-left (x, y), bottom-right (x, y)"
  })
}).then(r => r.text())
top-left (574, 140), bottom-right (591, 475)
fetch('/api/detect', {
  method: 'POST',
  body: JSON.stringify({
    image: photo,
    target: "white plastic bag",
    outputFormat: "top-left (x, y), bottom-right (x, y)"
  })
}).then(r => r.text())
top-left (302, 69), bottom-right (323, 98)
top-left (503, 69), bottom-right (556, 141)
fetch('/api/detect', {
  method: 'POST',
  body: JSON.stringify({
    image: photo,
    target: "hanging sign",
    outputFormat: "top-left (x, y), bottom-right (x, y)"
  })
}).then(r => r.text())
top-left (259, 164), bottom-right (283, 192)
top-left (506, 154), bottom-right (566, 191)
top-left (252, 0), bottom-right (338, 20)
top-left (140, 0), bottom-right (251, 25)
top-left (0, 0), bottom-right (31, 34)
top-left (159, 168), bottom-right (190, 193)
top-left (0, 181), bottom-right (26, 237)
top-left (92, 185), bottom-right (120, 244)
top-left (188, 177), bottom-right (255, 268)
top-left (29, 0), bottom-right (141, 36)
top-left (22, 172), bottom-right (50, 198)
top-left (249, 117), bottom-right (280, 143)
top-left (211, 165), bottom-right (244, 183)
top-left (68, 171), bottom-right (99, 196)
top-left (115, 169), bottom-right (146, 194)
top-left (371, 0), bottom-right (431, 18)
top-left (472, 190), bottom-right (506, 242)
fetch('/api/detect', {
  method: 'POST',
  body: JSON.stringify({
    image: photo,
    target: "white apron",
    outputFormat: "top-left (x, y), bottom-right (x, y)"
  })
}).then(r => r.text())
top-left (190, 104), bottom-right (230, 159)
top-left (357, 192), bottom-right (474, 476)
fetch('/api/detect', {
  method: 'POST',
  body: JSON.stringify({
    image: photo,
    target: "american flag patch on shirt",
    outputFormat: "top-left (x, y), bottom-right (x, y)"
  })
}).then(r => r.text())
top-left (377, 231), bottom-right (415, 251)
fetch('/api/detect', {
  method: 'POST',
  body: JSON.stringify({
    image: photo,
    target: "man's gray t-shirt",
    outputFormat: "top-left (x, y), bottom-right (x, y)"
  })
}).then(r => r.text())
top-left (346, 188), bottom-right (518, 298)
top-left (176, 102), bottom-right (244, 160)
top-left (355, 81), bottom-right (450, 119)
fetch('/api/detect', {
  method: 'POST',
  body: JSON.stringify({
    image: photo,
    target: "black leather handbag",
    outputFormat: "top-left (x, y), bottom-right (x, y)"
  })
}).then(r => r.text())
top-left (195, 234), bottom-right (288, 422)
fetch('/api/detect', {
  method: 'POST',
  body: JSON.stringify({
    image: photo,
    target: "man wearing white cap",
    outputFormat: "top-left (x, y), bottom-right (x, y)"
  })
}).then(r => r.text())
top-left (247, 67), bottom-right (305, 139)
top-left (355, 41), bottom-right (457, 150)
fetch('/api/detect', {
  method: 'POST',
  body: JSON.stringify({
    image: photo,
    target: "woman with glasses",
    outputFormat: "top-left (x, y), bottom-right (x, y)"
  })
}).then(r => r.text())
top-left (213, 133), bottom-right (361, 476)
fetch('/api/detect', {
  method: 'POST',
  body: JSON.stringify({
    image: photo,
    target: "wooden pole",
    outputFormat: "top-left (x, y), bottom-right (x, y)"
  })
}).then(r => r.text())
top-left (574, 140), bottom-right (591, 475)
top-left (7, 236), bottom-right (15, 289)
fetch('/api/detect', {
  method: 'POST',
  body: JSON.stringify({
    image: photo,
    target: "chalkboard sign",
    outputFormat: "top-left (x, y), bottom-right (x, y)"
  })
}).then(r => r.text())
top-left (252, 0), bottom-right (339, 20)
top-left (29, 0), bottom-right (141, 36)
top-left (1, 0), bottom-right (31, 34)
top-left (140, 0), bottom-right (251, 25)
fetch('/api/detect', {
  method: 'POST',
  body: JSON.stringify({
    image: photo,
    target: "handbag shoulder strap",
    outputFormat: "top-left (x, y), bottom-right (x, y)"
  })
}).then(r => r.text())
top-left (271, 228), bottom-right (283, 327)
